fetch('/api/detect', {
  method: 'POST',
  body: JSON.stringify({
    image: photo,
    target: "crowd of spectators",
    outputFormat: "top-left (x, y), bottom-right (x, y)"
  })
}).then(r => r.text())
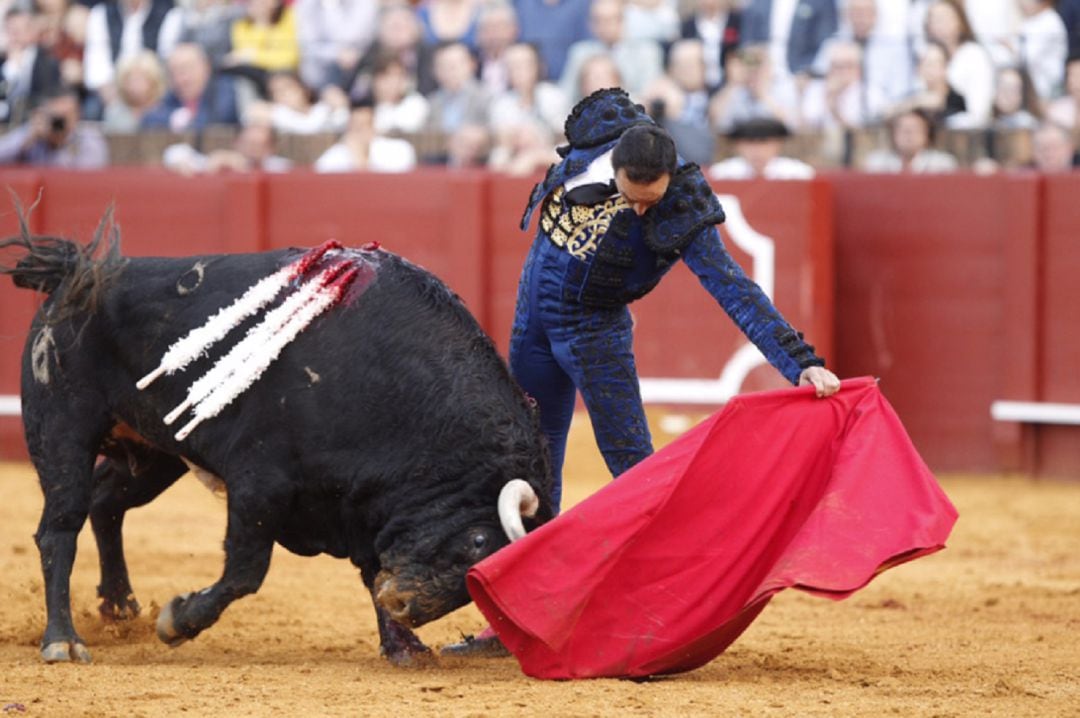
top-left (0, 0), bottom-right (1077, 175)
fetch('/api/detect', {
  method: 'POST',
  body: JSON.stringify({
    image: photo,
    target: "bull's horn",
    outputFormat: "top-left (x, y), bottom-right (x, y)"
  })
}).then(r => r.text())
top-left (498, 479), bottom-right (539, 542)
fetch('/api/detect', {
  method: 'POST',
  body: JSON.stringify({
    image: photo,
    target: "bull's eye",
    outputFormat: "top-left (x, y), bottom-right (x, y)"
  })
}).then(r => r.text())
top-left (472, 533), bottom-right (488, 550)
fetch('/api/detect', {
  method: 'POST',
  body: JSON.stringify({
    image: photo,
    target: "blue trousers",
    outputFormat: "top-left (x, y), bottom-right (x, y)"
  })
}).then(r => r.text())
top-left (509, 236), bottom-right (653, 510)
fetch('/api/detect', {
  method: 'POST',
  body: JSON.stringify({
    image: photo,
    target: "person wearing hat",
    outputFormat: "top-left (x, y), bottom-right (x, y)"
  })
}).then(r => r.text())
top-left (709, 116), bottom-right (815, 179)
top-left (443, 88), bottom-right (840, 656)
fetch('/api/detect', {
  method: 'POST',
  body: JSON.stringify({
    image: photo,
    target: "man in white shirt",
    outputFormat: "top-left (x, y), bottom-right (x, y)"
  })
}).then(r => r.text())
top-left (709, 116), bottom-right (815, 179)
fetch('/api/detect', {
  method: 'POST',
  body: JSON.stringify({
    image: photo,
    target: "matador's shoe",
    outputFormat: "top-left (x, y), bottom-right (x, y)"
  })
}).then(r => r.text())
top-left (440, 626), bottom-right (510, 658)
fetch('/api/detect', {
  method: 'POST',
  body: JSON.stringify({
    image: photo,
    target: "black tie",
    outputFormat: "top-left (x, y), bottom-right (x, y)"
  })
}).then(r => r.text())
top-left (564, 180), bottom-right (618, 206)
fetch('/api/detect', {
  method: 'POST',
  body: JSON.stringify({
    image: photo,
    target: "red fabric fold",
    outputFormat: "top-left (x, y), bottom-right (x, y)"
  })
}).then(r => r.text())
top-left (466, 377), bottom-right (958, 679)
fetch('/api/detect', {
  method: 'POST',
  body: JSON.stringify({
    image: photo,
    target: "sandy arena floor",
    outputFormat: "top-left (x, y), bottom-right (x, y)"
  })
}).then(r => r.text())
top-left (0, 413), bottom-right (1077, 717)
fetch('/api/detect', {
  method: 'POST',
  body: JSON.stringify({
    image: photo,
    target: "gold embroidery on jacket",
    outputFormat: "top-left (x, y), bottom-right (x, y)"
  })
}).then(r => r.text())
top-left (541, 186), bottom-right (629, 260)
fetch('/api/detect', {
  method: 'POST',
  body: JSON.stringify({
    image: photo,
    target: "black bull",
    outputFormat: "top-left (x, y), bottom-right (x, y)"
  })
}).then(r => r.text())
top-left (1, 217), bottom-right (553, 665)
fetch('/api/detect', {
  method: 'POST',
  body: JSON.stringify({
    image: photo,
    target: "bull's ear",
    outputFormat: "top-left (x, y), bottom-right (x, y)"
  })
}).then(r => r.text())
top-left (498, 479), bottom-right (538, 542)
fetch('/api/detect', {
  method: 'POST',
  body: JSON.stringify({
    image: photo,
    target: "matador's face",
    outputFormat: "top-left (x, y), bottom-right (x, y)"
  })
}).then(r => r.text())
top-left (614, 169), bottom-right (671, 217)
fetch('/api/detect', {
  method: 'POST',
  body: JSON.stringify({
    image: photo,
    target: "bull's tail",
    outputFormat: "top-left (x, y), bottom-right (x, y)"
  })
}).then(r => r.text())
top-left (0, 195), bottom-right (125, 323)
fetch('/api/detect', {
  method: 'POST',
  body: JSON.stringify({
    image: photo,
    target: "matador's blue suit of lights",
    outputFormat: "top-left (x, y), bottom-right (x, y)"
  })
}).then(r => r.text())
top-left (510, 88), bottom-right (824, 510)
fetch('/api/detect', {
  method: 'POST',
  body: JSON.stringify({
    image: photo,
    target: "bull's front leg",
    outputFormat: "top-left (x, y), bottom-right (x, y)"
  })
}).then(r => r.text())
top-left (90, 452), bottom-right (187, 621)
top-left (155, 477), bottom-right (284, 646)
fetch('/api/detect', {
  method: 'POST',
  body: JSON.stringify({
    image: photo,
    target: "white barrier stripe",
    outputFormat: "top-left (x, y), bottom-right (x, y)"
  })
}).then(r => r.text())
top-left (990, 401), bottom-right (1080, 425)
top-left (0, 395), bottom-right (20, 416)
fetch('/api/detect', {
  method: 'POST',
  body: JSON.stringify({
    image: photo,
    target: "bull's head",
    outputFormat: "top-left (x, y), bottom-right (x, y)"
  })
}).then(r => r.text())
top-left (373, 480), bottom-right (540, 627)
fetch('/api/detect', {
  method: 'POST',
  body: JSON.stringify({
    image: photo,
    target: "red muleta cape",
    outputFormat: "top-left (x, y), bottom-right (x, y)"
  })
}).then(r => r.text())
top-left (466, 377), bottom-right (958, 679)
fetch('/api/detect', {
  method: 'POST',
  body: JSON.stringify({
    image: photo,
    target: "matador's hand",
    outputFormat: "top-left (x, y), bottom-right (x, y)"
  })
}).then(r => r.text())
top-left (798, 366), bottom-right (841, 398)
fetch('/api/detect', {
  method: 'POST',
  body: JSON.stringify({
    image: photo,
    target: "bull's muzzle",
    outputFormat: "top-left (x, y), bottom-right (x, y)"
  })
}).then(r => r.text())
top-left (373, 572), bottom-right (417, 626)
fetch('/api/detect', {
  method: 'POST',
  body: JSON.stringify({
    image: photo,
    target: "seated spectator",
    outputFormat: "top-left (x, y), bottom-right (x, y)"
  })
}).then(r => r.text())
top-left (679, 0), bottom-right (741, 92)
top-left (163, 120), bottom-right (292, 174)
top-left (0, 7), bottom-right (61, 124)
top-left (444, 121), bottom-right (490, 167)
top-left (102, 49), bottom-right (166, 132)
top-left (423, 41), bottom-right (489, 137)
top-left (799, 40), bottom-right (886, 133)
top-left (474, 0), bottom-right (518, 94)
top-left (1046, 55), bottom-right (1080, 132)
top-left (314, 100), bottom-right (417, 172)
top-left (347, 4), bottom-right (435, 101)
top-left (83, 0), bottom-right (183, 116)
top-left (990, 66), bottom-right (1041, 131)
top-left (740, 0), bottom-right (837, 80)
top-left (174, 0), bottom-right (243, 71)
top-left (0, 87), bottom-right (107, 167)
top-left (925, 0), bottom-right (993, 128)
top-left (708, 117), bottom-right (814, 179)
top-left (862, 107), bottom-right (958, 173)
top-left (559, 0), bottom-right (663, 102)
top-left (246, 71), bottom-right (349, 134)
top-left (225, 0), bottom-right (298, 77)
top-left (417, 0), bottom-right (481, 51)
top-left (371, 54), bottom-right (428, 134)
top-left (575, 52), bottom-right (622, 100)
top-left (51, 0), bottom-right (88, 90)
top-left (488, 41), bottom-right (566, 137)
top-left (893, 40), bottom-right (967, 127)
top-left (814, 0), bottom-right (912, 106)
top-left (640, 38), bottom-right (713, 165)
top-left (142, 42), bottom-right (239, 131)
top-left (1031, 121), bottom-right (1079, 172)
top-left (1008, 0), bottom-right (1067, 102)
top-left (708, 43), bottom-right (799, 133)
top-left (295, 0), bottom-right (377, 91)
top-left (515, 0), bottom-right (590, 82)
top-left (488, 116), bottom-right (559, 175)
top-left (623, 0), bottom-right (678, 44)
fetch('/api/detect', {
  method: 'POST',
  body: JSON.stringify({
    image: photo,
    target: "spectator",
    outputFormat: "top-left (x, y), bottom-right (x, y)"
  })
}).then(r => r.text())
top-left (740, 0), bottom-right (837, 80)
top-left (444, 121), bottom-right (490, 167)
top-left (623, 0), bottom-right (679, 45)
top-left (1046, 55), bottom-right (1080, 132)
top-left (1008, 0), bottom-right (1068, 102)
top-left (1059, 0), bottom-right (1080, 60)
top-left (315, 100), bottom-right (416, 172)
top-left (417, 0), bottom-right (481, 51)
top-left (0, 87), bottom-right (107, 167)
top-left (893, 40), bottom-right (966, 126)
top-left (347, 4), bottom-right (436, 101)
top-left (246, 70), bottom-right (348, 134)
top-left (708, 43), bottom-right (799, 133)
top-left (488, 116), bottom-right (558, 175)
top-left (474, 0), bottom-right (519, 94)
top-left (559, 0), bottom-right (663, 102)
top-left (142, 42), bottom-right (239, 130)
top-left (514, 0), bottom-right (591, 82)
top-left (36, 0), bottom-right (87, 90)
top-left (424, 41), bottom-right (489, 136)
top-left (924, 0), bottom-right (993, 128)
top-left (488, 41), bottom-right (566, 137)
top-left (83, 0), bottom-right (182, 115)
top-left (102, 48), bottom-right (166, 131)
top-left (574, 52), bottom-right (621, 99)
top-left (990, 65), bottom-right (1041, 131)
top-left (0, 8), bottom-right (61, 125)
top-left (963, 0), bottom-right (1021, 67)
top-left (862, 107), bottom-right (958, 173)
top-left (1031, 120), bottom-right (1079, 172)
top-left (174, 0), bottom-right (241, 71)
top-left (225, 0), bottom-right (299, 75)
top-left (371, 53), bottom-right (429, 134)
top-left (679, 0), bottom-right (741, 92)
top-left (800, 39), bottom-right (886, 134)
top-left (295, 0), bottom-right (377, 92)
top-left (640, 38), bottom-right (714, 165)
top-left (708, 116), bottom-right (814, 179)
top-left (815, 0), bottom-right (912, 106)
top-left (163, 121), bottom-right (292, 174)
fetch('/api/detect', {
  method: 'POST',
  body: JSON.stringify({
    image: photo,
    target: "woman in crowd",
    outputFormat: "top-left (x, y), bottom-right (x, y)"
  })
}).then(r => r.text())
top-left (416, 0), bottom-right (481, 51)
top-left (924, 0), bottom-right (993, 128)
top-left (370, 53), bottom-right (429, 134)
top-left (103, 50), bottom-right (167, 132)
top-left (226, 0), bottom-right (298, 74)
top-left (246, 70), bottom-right (349, 134)
top-left (488, 41), bottom-right (566, 137)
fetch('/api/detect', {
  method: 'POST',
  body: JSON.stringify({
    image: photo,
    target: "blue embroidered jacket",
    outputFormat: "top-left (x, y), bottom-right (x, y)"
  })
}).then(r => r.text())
top-left (521, 88), bottom-right (824, 384)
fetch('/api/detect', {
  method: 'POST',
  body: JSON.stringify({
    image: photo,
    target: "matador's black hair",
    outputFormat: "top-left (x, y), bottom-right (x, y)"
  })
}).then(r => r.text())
top-left (611, 125), bottom-right (677, 184)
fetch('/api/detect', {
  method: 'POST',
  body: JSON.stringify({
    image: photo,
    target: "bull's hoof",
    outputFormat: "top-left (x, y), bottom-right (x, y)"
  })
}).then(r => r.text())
top-left (382, 643), bottom-right (436, 668)
top-left (156, 593), bottom-right (191, 647)
top-left (99, 595), bottom-right (141, 622)
top-left (41, 640), bottom-right (92, 664)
